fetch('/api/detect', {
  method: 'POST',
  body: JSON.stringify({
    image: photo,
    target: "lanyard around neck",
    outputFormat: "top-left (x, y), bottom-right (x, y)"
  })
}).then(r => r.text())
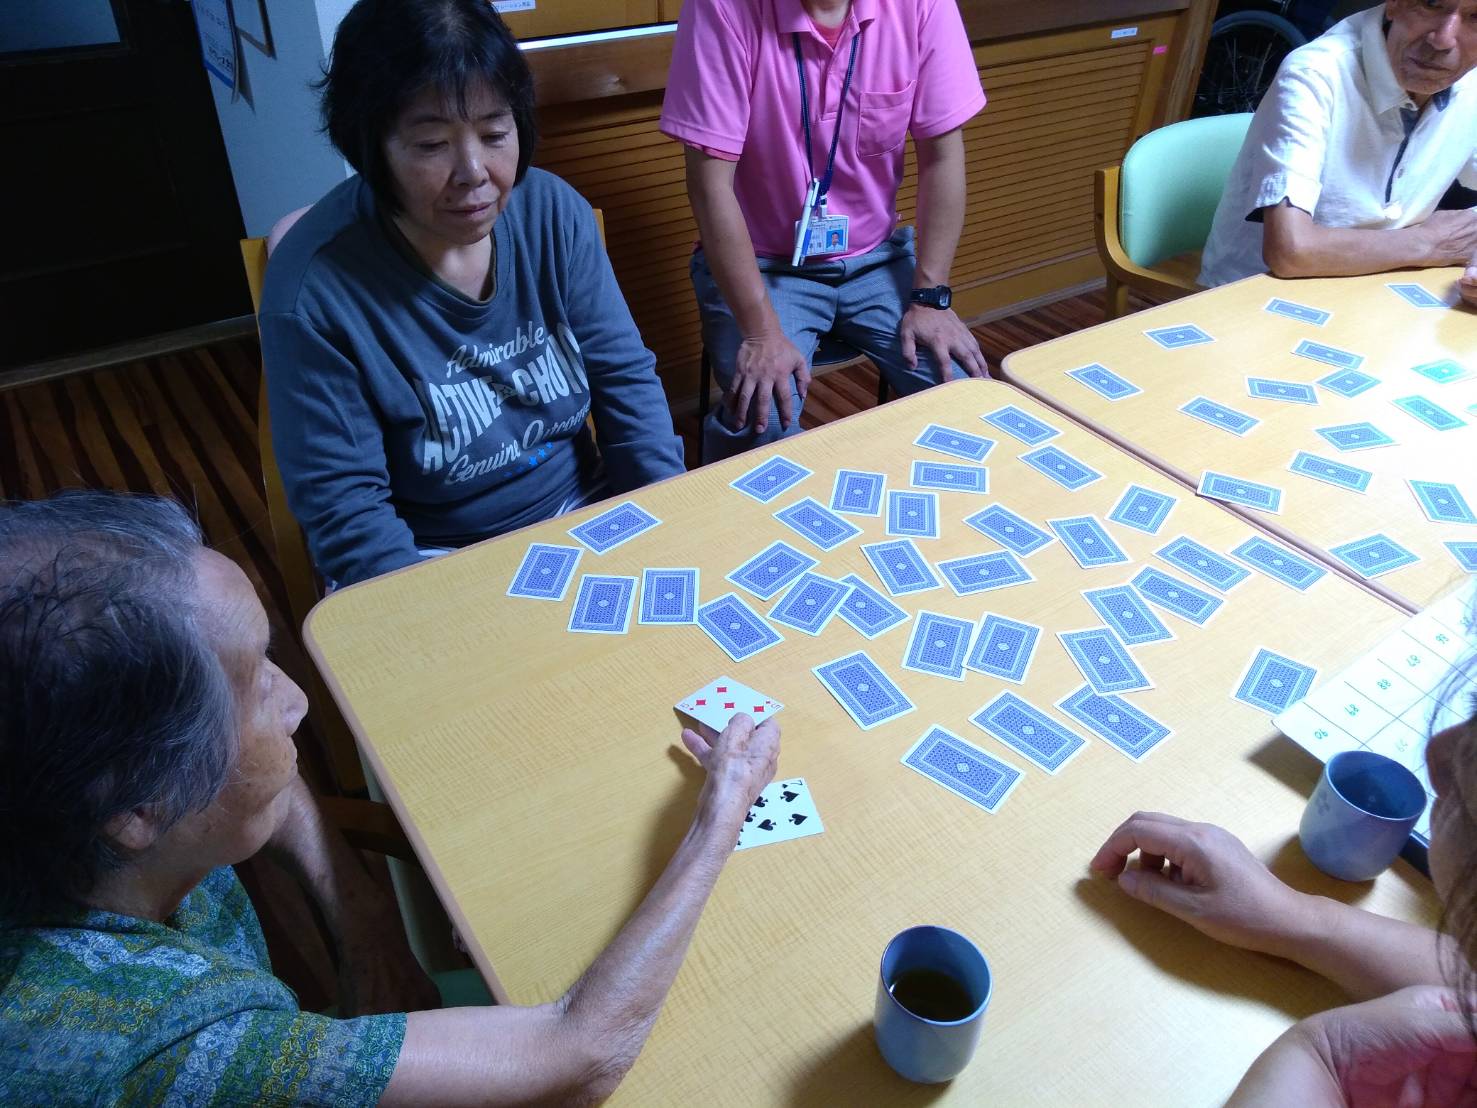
top-left (792, 26), bottom-right (861, 203)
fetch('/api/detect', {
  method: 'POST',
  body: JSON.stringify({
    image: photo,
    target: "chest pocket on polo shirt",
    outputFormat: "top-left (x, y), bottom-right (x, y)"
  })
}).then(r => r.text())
top-left (857, 81), bottom-right (916, 157)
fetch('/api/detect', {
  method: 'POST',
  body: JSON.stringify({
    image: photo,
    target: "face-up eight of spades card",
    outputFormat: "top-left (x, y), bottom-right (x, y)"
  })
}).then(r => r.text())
top-left (735, 778), bottom-right (824, 851)
top-left (676, 677), bottom-right (783, 732)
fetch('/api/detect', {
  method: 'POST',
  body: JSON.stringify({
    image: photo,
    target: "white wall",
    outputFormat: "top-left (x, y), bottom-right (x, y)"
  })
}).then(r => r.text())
top-left (207, 0), bottom-right (353, 237)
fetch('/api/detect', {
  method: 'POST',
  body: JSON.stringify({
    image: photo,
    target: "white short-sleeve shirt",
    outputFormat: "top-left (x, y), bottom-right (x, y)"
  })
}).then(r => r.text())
top-left (1199, 6), bottom-right (1477, 288)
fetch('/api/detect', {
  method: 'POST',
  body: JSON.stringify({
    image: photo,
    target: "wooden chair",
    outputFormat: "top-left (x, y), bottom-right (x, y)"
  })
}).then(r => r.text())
top-left (1094, 113), bottom-right (1253, 320)
top-left (321, 795), bottom-right (494, 1007)
top-left (241, 237), bottom-right (366, 795)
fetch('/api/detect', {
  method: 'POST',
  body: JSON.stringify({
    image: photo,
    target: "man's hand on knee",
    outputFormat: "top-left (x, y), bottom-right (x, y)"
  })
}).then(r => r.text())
top-left (727, 332), bottom-right (811, 434)
top-left (900, 306), bottom-right (988, 382)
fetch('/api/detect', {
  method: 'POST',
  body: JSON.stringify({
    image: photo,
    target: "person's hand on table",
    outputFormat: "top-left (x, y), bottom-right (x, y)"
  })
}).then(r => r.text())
top-left (1089, 811), bottom-right (1311, 955)
top-left (1230, 986), bottom-right (1477, 1106)
top-left (727, 332), bottom-right (811, 435)
top-left (900, 305), bottom-right (988, 382)
top-left (1458, 260), bottom-right (1477, 309)
top-left (682, 713), bottom-right (781, 821)
top-left (1421, 210), bottom-right (1477, 269)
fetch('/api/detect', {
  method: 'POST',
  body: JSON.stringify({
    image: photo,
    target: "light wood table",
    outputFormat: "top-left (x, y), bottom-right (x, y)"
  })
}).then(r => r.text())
top-left (307, 380), bottom-right (1436, 1106)
top-left (1001, 271), bottom-right (1477, 613)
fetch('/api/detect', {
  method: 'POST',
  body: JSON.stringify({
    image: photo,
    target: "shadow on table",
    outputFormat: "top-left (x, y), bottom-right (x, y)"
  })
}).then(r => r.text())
top-left (1249, 736), bottom-right (1430, 906)
top-left (784, 1023), bottom-right (952, 1107)
top-left (621, 744), bottom-right (710, 921)
top-left (1072, 875), bottom-right (1338, 1023)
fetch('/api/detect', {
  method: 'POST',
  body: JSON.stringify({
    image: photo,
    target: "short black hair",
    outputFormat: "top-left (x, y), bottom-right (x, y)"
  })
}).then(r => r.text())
top-left (319, 0), bottom-right (538, 212)
top-left (0, 492), bottom-right (236, 923)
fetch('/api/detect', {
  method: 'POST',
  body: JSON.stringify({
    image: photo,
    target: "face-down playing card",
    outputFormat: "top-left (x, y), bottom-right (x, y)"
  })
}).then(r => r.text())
top-left (1056, 686), bottom-right (1172, 761)
top-left (910, 459), bottom-right (989, 494)
top-left (568, 575), bottom-right (637, 634)
top-left (1019, 445), bottom-right (1102, 491)
top-left (915, 423), bottom-right (995, 462)
top-left (969, 692), bottom-right (1087, 774)
top-left (567, 501), bottom-right (661, 554)
top-left (1058, 627), bottom-right (1153, 695)
top-left (1231, 647), bottom-right (1316, 714)
top-left (731, 454), bottom-right (812, 503)
top-left (886, 490), bottom-right (940, 539)
top-left (812, 651), bottom-right (916, 730)
top-left (862, 538), bottom-right (942, 596)
top-left (507, 543), bottom-right (583, 601)
top-left (965, 614), bottom-right (1040, 682)
top-left (1409, 480), bottom-right (1477, 525)
top-left (1082, 584), bottom-right (1173, 645)
top-left (981, 405), bottom-right (1059, 445)
top-left (726, 540), bottom-right (819, 601)
top-left (1107, 485), bottom-right (1176, 535)
top-left (696, 593), bottom-right (783, 661)
top-left (1197, 472), bottom-right (1283, 514)
top-left (936, 551), bottom-right (1033, 596)
top-left (1048, 516), bottom-right (1129, 569)
top-left (1287, 451), bottom-right (1372, 492)
top-left (962, 504), bottom-right (1054, 556)
top-left (774, 497), bottom-right (863, 551)
top-left (1154, 536), bottom-right (1250, 592)
top-left (902, 611), bottom-right (974, 680)
top-left (834, 574), bottom-right (910, 639)
top-left (830, 469), bottom-right (886, 516)
top-left (900, 726), bottom-right (1024, 814)
top-left (1130, 567), bottom-right (1224, 627)
top-left (734, 778), bottom-right (824, 851)
top-left (1067, 363), bottom-right (1141, 400)
top-left (639, 567), bottom-right (699, 624)
top-left (1228, 537), bottom-right (1327, 592)
top-left (768, 572), bottom-right (850, 636)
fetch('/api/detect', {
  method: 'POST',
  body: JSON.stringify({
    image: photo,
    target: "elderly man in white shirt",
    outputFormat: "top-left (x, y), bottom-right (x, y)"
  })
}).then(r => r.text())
top-left (1200, 0), bottom-right (1477, 306)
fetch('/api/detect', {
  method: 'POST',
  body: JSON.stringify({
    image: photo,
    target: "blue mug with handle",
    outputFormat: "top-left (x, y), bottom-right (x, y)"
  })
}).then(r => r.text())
top-left (1299, 749), bottom-right (1426, 881)
top-left (874, 926), bottom-right (991, 1083)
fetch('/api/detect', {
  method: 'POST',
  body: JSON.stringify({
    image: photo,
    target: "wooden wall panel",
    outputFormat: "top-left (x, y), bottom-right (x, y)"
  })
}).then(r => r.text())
top-left (497, 1), bottom-right (658, 41)
top-left (533, 14), bottom-right (1179, 406)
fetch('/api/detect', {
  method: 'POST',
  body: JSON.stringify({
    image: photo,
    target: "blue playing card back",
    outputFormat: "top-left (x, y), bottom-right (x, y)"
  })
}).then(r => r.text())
top-left (970, 692), bottom-right (1087, 774)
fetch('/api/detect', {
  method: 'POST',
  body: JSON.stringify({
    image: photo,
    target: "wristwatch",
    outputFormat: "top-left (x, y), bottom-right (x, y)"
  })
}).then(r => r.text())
top-left (909, 285), bottom-right (952, 310)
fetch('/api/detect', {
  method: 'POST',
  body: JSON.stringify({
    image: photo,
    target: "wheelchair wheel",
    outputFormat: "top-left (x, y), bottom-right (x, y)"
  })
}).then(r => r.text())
top-left (1193, 10), bottom-right (1308, 117)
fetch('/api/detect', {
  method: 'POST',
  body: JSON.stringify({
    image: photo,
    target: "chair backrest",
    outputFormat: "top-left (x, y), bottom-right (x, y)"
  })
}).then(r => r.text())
top-left (1119, 113), bottom-right (1253, 268)
top-left (239, 239), bottom-right (324, 654)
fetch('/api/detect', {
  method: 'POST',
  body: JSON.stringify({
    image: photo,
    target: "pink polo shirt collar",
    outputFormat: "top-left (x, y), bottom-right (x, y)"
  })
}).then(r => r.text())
top-left (774, 0), bottom-right (877, 37)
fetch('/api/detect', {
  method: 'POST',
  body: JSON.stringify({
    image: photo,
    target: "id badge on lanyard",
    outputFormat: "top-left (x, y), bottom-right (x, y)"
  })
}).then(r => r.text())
top-left (789, 28), bottom-right (860, 266)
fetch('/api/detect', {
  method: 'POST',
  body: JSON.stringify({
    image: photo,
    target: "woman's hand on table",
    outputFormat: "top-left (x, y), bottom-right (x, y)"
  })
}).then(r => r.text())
top-left (1089, 811), bottom-right (1313, 956)
top-left (1229, 986), bottom-right (1477, 1107)
top-left (682, 714), bottom-right (780, 821)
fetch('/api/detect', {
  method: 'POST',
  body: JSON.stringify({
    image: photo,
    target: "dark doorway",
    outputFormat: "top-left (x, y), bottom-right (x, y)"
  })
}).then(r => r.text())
top-left (0, 0), bottom-right (250, 374)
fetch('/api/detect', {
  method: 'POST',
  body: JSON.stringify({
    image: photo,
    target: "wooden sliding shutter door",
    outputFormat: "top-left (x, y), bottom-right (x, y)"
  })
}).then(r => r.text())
top-left (534, 94), bottom-right (704, 405)
top-left (896, 17), bottom-right (1178, 318)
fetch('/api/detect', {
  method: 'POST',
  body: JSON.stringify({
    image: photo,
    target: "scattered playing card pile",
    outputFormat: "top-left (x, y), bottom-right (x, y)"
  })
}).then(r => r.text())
top-left (501, 320), bottom-right (1471, 839)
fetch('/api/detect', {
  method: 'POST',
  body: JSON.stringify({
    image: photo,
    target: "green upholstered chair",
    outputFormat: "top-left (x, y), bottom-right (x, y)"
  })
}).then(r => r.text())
top-left (1094, 113), bottom-right (1254, 319)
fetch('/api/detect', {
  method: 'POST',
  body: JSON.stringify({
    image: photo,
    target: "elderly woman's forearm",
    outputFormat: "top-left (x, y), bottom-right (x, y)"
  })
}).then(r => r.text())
top-left (382, 793), bottom-right (745, 1104)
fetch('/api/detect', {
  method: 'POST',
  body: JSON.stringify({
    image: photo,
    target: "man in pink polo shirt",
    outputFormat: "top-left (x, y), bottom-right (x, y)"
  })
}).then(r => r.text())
top-left (661, 0), bottom-right (987, 461)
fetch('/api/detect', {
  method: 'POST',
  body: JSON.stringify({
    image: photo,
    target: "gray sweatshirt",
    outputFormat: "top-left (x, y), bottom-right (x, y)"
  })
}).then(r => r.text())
top-left (259, 169), bottom-right (684, 586)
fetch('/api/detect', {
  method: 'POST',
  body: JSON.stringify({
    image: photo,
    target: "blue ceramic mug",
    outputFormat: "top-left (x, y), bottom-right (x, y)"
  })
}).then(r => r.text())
top-left (874, 926), bottom-right (991, 1083)
top-left (1299, 749), bottom-right (1426, 881)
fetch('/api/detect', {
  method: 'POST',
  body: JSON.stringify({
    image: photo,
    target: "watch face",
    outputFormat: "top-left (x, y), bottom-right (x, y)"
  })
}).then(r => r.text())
top-left (936, 287), bottom-right (952, 310)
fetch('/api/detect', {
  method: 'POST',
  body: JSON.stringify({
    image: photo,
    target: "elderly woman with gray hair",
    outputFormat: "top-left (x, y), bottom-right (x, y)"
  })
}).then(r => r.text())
top-left (0, 491), bottom-right (780, 1105)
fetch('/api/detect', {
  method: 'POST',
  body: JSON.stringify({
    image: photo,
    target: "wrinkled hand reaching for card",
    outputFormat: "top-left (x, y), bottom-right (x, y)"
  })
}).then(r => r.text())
top-left (681, 713), bottom-right (781, 817)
